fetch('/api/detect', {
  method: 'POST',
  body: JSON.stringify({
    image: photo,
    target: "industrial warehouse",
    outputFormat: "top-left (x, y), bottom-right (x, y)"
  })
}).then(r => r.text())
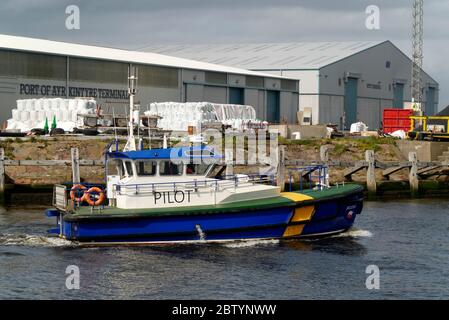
top-left (0, 34), bottom-right (300, 126)
top-left (146, 41), bottom-right (439, 130)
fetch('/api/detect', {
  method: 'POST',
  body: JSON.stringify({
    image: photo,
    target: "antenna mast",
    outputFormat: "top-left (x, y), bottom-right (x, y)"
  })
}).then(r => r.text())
top-left (411, 0), bottom-right (424, 110)
top-left (124, 65), bottom-right (139, 151)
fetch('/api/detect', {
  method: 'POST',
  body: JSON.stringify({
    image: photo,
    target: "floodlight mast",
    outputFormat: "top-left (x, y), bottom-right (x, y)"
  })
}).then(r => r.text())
top-left (411, 0), bottom-right (424, 111)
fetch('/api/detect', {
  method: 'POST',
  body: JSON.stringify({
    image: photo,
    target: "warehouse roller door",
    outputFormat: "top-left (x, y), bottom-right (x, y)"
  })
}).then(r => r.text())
top-left (393, 83), bottom-right (404, 109)
top-left (426, 87), bottom-right (436, 115)
top-left (267, 90), bottom-right (280, 123)
top-left (184, 84), bottom-right (203, 102)
top-left (204, 86), bottom-right (227, 104)
top-left (229, 87), bottom-right (244, 105)
top-left (344, 78), bottom-right (358, 129)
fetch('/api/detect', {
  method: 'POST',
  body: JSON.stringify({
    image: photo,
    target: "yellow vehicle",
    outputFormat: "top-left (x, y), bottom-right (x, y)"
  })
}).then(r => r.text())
top-left (408, 116), bottom-right (449, 141)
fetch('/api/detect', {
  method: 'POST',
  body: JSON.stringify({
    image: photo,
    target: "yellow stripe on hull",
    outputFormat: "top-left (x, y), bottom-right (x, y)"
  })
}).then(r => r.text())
top-left (283, 225), bottom-right (306, 237)
top-left (281, 192), bottom-right (316, 238)
top-left (291, 206), bottom-right (315, 223)
top-left (281, 192), bottom-right (314, 202)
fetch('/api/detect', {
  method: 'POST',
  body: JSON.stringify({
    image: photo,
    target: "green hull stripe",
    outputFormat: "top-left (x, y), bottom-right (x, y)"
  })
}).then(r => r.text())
top-left (64, 184), bottom-right (363, 222)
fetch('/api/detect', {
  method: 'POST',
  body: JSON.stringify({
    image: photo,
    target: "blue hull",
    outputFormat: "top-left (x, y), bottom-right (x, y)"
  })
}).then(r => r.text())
top-left (47, 186), bottom-right (364, 244)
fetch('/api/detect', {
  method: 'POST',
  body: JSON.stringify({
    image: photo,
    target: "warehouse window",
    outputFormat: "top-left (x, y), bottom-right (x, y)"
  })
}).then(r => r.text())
top-left (386, 61), bottom-right (391, 68)
top-left (281, 79), bottom-right (297, 91)
top-left (138, 64), bottom-right (179, 88)
top-left (0, 49), bottom-right (66, 80)
top-left (246, 76), bottom-right (264, 88)
top-left (69, 58), bottom-right (128, 84)
top-left (205, 71), bottom-right (227, 85)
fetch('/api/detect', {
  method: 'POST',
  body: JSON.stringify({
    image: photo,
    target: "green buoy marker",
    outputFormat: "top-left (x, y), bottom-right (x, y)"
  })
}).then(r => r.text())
top-left (51, 115), bottom-right (57, 130)
top-left (44, 117), bottom-right (49, 134)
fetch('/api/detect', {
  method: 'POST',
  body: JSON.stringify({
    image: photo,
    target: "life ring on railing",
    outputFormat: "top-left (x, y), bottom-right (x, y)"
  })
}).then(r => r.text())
top-left (70, 184), bottom-right (87, 202)
top-left (83, 187), bottom-right (106, 206)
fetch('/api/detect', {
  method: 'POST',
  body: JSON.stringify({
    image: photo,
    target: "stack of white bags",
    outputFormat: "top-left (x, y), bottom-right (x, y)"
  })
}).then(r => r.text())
top-left (144, 102), bottom-right (261, 132)
top-left (6, 98), bottom-right (97, 133)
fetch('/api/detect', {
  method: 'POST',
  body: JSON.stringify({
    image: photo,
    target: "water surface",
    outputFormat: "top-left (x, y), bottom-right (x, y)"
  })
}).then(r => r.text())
top-left (1, 199), bottom-right (448, 299)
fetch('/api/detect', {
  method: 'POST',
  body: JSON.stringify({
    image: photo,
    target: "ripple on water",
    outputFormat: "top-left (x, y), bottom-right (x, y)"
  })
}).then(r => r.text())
top-left (0, 234), bottom-right (75, 247)
top-left (222, 239), bottom-right (280, 248)
top-left (330, 228), bottom-right (373, 239)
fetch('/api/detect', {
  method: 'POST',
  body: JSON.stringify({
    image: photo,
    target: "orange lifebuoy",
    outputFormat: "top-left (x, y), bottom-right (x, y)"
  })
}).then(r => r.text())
top-left (70, 184), bottom-right (87, 202)
top-left (83, 187), bottom-right (106, 206)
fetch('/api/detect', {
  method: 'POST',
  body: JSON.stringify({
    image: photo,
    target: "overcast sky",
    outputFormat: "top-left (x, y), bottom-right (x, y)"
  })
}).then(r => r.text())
top-left (1, 0), bottom-right (447, 110)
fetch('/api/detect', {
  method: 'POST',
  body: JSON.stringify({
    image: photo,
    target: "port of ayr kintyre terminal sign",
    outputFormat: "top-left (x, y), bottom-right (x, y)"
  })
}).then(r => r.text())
top-left (19, 83), bottom-right (128, 100)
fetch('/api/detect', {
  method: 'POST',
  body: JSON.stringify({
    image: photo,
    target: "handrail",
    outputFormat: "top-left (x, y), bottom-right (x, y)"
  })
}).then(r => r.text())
top-left (114, 174), bottom-right (275, 195)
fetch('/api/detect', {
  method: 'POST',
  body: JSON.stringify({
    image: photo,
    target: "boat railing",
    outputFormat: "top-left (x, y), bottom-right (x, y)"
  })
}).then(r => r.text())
top-left (54, 183), bottom-right (107, 211)
top-left (114, 174), bottom-right (276, 196)
top-left (287, 165), bottom-right (330, 192)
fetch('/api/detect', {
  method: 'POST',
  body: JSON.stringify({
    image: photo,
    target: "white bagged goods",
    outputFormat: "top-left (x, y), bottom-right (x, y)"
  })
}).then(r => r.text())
top-left (17, 100), bottom-right (25, 111)
top-left (390, 130), bottom-right (406, 139)
top-left (145, 102), bottom-right (258, 132)
top-left (20, 111), bottom-right (30, 122)
top-left (50, 99), bottom-right (59, 110)
top-left (6, 98), bottom-right (98, 133)
top-left (350, 122), bottom-right (368, 133)
top-left (68, 99), bottom-right (77, 110)
top-left (42, 99), bottom-right (51, 111)
top-left (71, 110), bottom-right (78, 123)
top-left (37, 110), bottom-right (45, 122)
top-left (34, 99), bottom-right (43, 111)
top-left (7, 119), bottom-right (16, 130)
top-left (45, 110), bottom-right (54, 121)
top-left (12, 109), bottom-right (20, 121)
top-left (61, 109), bottom-right (69, 122)
top-left (29, 110), bottom-right (38, 122)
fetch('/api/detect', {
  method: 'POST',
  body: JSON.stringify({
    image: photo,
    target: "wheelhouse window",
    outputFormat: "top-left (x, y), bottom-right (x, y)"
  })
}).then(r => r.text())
top-left (107, 159), bottom-right (121, 177)
top-left (160, 161), bottom-right (183, 176)
top-left (123, 161), bottom-right (134, 177)
top-left (186, 164), bottom-right (210, 176)
top-left (136, 160), bottom-right (157, 176)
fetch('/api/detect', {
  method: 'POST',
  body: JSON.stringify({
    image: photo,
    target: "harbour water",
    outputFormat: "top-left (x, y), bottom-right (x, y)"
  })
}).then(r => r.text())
top-left (0, 199), bottom-right (448, 300)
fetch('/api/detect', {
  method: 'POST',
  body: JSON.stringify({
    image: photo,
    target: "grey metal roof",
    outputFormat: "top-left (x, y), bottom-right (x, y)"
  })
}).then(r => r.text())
top-left (142, 41), bottom-right (386, 70)
top-left (0, 34), bottom-right (295, 79)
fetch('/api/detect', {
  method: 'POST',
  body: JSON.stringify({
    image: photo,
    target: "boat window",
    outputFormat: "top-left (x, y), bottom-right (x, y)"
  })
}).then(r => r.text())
top-left (206, 165), bottom-right (226, 179)
top-left (160, 161), bottom-right (183, 176)
top-left (136, 160), bottom-right (157, 176)
top-left (186, 164), bottom-right (210, 176)
top-left (107, 159), bottom-right (121, 176)
top-left (124, 161), bottom-right (134, 177)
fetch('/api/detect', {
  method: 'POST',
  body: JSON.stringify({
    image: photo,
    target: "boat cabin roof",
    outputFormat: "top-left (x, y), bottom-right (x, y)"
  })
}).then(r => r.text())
top-left (107, 146), bottom-right (222, 161)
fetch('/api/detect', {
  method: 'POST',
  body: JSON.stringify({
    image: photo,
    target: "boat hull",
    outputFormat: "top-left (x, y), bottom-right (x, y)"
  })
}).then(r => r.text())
top-left (47, 184), bottom-right (364, 245)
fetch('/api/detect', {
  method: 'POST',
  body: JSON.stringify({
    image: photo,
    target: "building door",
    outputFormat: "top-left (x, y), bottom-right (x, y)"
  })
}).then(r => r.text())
top-left (229, 87), bottom-right (244, 105)
top-left (267, 90), bottom-right (280, 123)
top-left (393, 83), bottom-right (404, 109)
top-left (344, 78), bottom-right (358, 129)
top-left (426, 87), bottom-right (436, 115)
top-left (204, 86), bottom-right (227, 103)
top-left (184, 84), bottom-right (203, 102)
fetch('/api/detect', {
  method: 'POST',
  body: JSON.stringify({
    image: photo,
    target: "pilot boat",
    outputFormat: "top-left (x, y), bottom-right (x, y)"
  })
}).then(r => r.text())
top-left (45, 67), bottom-right (364, 245)
top-left (45, 143), bottom-right (363, 245)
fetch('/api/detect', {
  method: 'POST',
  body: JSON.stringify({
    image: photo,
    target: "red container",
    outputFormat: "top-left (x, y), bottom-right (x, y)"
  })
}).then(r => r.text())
top-left (382, 109), bottom-right (413, 134)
